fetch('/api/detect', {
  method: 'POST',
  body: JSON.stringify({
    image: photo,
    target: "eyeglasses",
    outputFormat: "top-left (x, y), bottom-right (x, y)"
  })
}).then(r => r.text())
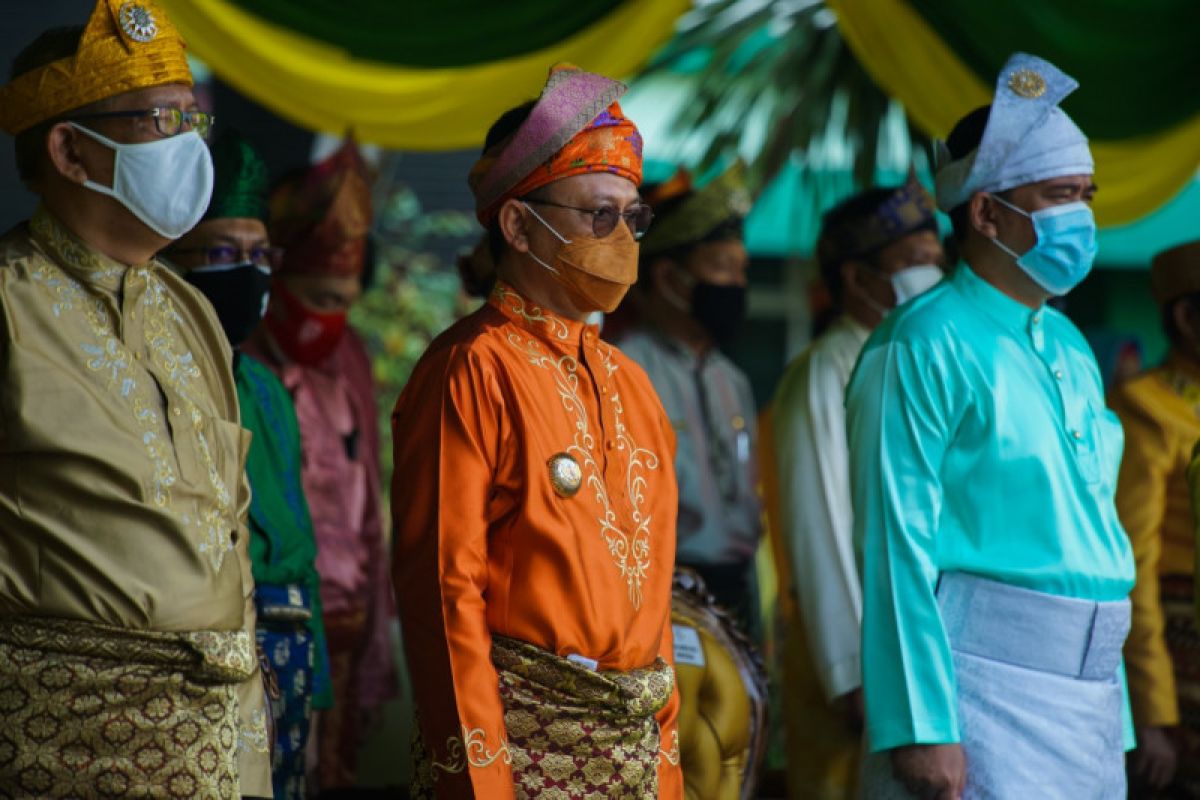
top-left (522, 197), bottom-right (654, 240)
top-left (169, 244), bottom-right (284, 270)
top-left (71, 107), bottom-right (215, 140)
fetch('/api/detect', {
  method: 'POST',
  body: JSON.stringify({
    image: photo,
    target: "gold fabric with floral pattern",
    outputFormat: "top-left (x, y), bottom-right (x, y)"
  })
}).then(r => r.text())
top-left (0, 617), bottom-right (255, 798)
top-left (411, 636), bottom-right (673, 799)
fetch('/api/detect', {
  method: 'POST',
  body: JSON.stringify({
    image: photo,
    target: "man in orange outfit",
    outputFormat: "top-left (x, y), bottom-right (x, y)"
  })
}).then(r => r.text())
top-left (391, 64), bottom-right (683, 799)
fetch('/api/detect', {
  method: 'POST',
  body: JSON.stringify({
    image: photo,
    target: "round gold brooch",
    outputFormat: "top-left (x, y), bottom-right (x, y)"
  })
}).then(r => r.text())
top-left (1008, 69), bottom-right (1047, 99)
top-left (119, 3), bottom-right (158, 43)
top-left (547, 453), bottom-right (583, 498)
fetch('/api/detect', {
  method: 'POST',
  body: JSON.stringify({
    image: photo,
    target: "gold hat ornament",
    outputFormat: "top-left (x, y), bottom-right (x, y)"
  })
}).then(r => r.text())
top-left (0, 0), bottom-right (192, 136)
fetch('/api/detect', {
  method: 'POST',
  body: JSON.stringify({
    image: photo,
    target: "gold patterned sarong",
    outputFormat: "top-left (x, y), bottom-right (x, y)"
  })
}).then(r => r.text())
top-left (1160, 576), bottom-right (1200, 797)
top-left (412, 636), bottom-right (674, 799)
top-left (0, 617), bottom-right (256, 799)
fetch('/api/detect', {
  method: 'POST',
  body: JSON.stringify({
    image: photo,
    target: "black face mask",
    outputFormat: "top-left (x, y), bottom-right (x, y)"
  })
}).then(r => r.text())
top-left (184, 262), bottom-right (273, 348)
top-left (690, 281), bottom-right (747, 349)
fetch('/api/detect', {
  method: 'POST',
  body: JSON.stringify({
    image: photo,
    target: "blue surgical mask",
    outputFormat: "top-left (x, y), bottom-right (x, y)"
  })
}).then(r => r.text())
top-left (990, 194), bottom-right (1098, 296)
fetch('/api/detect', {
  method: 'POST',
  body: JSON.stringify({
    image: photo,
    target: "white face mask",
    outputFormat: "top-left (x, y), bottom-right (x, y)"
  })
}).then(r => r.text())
top-left (860, 263), bottom-right (945, 319)
top-left (70, 123), bottom-right (214, 239)
top-left (890, 264), bottom-right (944, 306)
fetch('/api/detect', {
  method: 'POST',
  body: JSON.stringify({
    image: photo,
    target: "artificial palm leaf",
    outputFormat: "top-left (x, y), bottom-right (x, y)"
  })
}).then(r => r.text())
top-left (641, 0), bottom-right (928, 195)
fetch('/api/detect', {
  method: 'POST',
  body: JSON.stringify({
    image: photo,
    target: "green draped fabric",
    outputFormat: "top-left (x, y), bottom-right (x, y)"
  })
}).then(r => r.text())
top-left (228, 0), bottom-right (623, 66)
top-left (910, 0), bottom-right (1200, 139)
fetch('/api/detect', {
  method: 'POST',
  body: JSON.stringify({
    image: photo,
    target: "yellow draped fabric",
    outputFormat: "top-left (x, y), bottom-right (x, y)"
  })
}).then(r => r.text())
top-left (826, 0), bottom-right (1200, 225)
top-left (158, 0), bottom-right (687, 151)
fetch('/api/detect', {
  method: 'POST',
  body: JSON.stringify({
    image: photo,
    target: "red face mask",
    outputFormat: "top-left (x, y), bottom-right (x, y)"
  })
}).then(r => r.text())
top-left (265, 281), bottom-right (348, 365)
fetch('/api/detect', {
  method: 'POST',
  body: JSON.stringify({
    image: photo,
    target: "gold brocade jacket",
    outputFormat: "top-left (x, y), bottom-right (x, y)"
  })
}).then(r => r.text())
top-left (1110, 356), bottom-right (1200, 728)
top-left (0, 207), bottom-right (270, 793)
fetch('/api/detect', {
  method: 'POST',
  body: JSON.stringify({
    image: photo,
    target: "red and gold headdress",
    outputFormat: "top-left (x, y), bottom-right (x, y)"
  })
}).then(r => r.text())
top-left (269, 140), bottom-right (372, 277)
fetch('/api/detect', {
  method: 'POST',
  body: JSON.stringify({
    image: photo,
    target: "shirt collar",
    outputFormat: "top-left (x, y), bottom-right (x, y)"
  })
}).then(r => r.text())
top-left (489, 281), bottom-right (589, 348)
top-left (836, 314), bottom-right (872, 347)
top-left (952, 261), bottom-right (1044, 334)
top-left (28, 205), bottom-right (148, 293)
top-left (643, 325), bottom-right (705, 367)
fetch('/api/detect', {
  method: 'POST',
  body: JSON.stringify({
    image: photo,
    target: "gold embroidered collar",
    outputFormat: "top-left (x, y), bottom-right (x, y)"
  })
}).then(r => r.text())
top-left (488, 281), bottom-right (590, 348)
top-left (29, 205), bottom-right (143, 292)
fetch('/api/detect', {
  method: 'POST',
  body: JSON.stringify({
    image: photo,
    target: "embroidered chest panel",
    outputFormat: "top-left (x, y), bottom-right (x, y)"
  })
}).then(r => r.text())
top-left (24, 241), bottom-right (237, 574)
top-left (495, 288), bottom-right (663, 610)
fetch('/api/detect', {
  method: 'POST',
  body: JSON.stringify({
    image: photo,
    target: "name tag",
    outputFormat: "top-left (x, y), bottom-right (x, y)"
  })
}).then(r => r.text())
top-left (672, 624), bottom-right (705, 667)
top-left (566, 653), bottom-right (598, 671)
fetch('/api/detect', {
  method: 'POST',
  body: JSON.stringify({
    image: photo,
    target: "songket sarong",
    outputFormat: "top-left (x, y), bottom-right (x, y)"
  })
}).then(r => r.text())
top-left (0, 616), bottom-right (257, 799)
top-left (861, 573), bottom-right (1131, 800)
top-left (411, 635), bottom-right (675, 799)
top-left (1161, 575), bottom-right (1200, 796)
top-left (255, 583), bottom-right (317, 800)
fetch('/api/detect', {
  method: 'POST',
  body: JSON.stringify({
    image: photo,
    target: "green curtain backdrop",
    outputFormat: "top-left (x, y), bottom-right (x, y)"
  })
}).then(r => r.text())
top-left (828, 0), bottom-right (1200, 223)
top-left (228, 0), bottom-right (623, 67)
top-left (911, 0), bottom-right (1200, 139)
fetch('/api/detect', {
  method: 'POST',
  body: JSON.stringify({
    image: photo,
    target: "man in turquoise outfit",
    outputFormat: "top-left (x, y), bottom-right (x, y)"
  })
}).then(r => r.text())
top-left (847, 53), bottom-right (1135, 798)
top-left (165, 131), bottom-right (332, 799)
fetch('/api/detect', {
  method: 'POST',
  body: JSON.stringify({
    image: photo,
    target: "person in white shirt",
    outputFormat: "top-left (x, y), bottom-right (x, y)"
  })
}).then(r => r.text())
top-left (768, 177), bottom-right (943, 798)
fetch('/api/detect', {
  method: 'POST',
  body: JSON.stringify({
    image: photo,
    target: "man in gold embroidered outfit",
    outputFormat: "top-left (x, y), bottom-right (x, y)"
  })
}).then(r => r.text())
top-left (0, 2), bottom-right (270, 797)
top-left (1113, 240), bottom-right (1200, 797)
top-left (392, 64), bottom-right (683, 798)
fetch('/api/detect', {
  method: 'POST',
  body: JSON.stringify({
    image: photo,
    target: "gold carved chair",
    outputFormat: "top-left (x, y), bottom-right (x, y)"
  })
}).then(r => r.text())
top-left (671, 568), bottom-right (769, 800)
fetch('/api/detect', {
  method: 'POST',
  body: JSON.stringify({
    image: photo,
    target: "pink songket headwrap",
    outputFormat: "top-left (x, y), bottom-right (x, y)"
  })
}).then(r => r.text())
top-left (468, 63), bottom-right (644, 225)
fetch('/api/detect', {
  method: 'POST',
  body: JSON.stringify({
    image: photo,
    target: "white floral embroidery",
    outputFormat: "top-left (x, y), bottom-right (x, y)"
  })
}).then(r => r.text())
top-left (30, 214), bottom-right (235, 571)
top-left (28, 265), bottom-right (84, 317)
top-left (31, 260), bottom-right (181, 510)
top-left (81, 339), bottom-right (135, 397)
top-left (239, 708), bottom-right (271, 755)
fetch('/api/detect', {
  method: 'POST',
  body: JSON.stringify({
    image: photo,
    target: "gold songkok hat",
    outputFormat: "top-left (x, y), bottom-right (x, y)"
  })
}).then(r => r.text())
top-left (1150, 240), bottom-right (1200, 307)
top-left (638, 161), bottom-right (751, 258)
top-left (0, 0), bottom-right (192, 136)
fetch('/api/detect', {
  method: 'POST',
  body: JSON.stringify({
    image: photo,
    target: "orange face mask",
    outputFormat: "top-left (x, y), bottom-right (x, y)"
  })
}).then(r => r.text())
top-left (524, 203), bottom-right (640, 313)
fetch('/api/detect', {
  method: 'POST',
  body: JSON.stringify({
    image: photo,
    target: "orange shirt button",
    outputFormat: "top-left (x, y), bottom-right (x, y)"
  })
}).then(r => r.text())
top-left (605, 440), bottom-right (615, 450)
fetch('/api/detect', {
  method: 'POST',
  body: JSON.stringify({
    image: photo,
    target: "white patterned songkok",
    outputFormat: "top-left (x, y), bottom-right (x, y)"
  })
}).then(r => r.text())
top-left (934, 52), bottom-right (1093, 212)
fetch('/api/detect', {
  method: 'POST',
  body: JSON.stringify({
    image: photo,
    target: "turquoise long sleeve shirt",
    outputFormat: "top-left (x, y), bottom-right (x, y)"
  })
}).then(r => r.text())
top-left (846, 264), bottom-right (1136, 752)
